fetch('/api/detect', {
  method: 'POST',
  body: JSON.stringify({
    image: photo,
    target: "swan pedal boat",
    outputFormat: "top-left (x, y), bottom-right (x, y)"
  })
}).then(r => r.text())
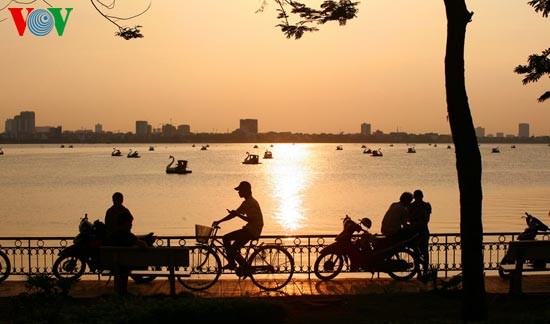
top-left (166, 156), bottom-right (192, 174)
top-left (243, 153), bottom-right (261, 164)
top-left (127, 149), bottom-right (140, 158)
top-left (371, 149), bottom-right (383, 157)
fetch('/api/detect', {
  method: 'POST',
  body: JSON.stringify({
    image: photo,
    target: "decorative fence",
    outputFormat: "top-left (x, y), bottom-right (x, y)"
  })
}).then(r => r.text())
top-left (0, 232), bottom-right (547, 279)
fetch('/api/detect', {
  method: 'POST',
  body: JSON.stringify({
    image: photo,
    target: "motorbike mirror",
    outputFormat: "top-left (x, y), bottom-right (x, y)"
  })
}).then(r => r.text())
top-left (359, 218), bottom-right (372, 229)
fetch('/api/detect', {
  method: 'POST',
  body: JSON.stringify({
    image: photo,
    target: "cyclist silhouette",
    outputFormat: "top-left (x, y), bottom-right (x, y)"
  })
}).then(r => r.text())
top-left (213, 181), bottom-right (263, 270)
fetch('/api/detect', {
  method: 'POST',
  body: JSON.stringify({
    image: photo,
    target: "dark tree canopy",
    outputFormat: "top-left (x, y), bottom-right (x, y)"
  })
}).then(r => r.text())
top-left (515, 48), bottom-right (550, 102)
top-left (528, 0), bottom-right (550, 17)
top-left (515, 0), bottom-right (550, 102)
top-left (271, 0), bottom-right (359, 39)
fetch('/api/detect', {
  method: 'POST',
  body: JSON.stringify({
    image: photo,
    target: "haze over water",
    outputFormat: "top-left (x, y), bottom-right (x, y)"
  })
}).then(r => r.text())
top-left (1, 143), bottom-right (548, 237)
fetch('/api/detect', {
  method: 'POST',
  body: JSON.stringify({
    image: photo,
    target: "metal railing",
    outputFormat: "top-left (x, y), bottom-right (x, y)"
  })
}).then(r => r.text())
top-left (1, 232), bottom-right (548, 279)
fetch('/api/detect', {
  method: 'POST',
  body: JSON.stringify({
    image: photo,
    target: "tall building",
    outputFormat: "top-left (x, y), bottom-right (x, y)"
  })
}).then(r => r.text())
top-left (19, 111), bottom-right (35, 135)
top-left (177, 124), bottom-right (191, 135)
top-left (518, 123), bottom-right (530, 138)
top-left (135, 120), bottom-right (150, 136)
top-left (95, 123), bottom-right (103, 133)
top-left (162, 124), bottom-right (176, 136)
top-left (475, 126), bottom-right (485, 138)
top-left (5, 111), bottom-right (35, 137)
top-left (496, 132), bottom-right (504, 138)
top-left (5, 119), bottom-right (13, 134)
top-left (361, 123), bottom-right (371, 135)
top-left (239, 119), bottom-right (258, 134)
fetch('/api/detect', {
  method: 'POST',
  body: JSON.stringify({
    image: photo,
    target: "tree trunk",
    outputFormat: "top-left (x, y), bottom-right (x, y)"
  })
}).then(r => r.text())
top-left (443, 0), bottom-right (487, 321)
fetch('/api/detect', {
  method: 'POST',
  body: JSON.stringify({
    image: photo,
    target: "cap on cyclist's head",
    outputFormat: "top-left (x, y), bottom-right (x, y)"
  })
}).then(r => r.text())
top-left (234, 181), bottom-right (251, 192)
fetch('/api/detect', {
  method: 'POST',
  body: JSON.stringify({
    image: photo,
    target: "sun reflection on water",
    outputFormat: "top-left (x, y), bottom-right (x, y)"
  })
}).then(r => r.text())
top-left (266, 144), bottom-right (311, 232)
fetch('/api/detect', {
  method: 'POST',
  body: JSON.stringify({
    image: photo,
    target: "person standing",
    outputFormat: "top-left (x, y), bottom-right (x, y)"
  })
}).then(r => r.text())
top-left (213, 181), bottom-right (264, 270)
top-left (409, 189), bottom-right (432, 274)
top-left (104, 192), bottom-right (146, 294)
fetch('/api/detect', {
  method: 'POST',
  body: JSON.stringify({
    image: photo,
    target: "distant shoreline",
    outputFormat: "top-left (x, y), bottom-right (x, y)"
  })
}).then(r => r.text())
top-left (1, 132), bottom-right (549, 145)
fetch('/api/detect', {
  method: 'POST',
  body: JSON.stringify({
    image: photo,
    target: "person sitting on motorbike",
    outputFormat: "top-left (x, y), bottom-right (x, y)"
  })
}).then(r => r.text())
top-left (381, 192), bottom-right (413, 244)
top-left (213, 181), bottom-right (264, 270)
top-left (104, 192), bottom-right (147, 247)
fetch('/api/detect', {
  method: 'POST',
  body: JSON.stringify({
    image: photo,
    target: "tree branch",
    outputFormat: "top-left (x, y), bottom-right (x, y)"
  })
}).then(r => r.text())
top-left (270, 0), bottom-right (359, 39)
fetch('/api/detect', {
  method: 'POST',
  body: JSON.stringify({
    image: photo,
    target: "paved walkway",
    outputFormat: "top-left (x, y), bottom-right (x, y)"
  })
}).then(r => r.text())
top-left (2, 275), bottom-right (550, 298)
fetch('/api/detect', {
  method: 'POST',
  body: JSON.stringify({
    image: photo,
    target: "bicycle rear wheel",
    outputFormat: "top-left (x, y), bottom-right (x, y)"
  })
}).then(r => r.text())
top-left (177, 246), bottom-right (221, 291)
top-left (249, 245), bottom-right (294, 291)
top-left (0, 251), bottom-right (10, 282)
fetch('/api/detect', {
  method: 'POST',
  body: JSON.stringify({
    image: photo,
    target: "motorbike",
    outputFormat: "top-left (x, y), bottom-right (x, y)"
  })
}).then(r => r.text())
top-left (498, 212), bottom-right (549, 279)
top-left (53, 214), bottom-right (157, 283)
top-left (314, 215), bottom-right (421, 281)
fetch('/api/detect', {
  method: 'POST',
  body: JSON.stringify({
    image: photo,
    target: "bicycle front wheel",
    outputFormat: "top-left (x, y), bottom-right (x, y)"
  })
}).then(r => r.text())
top-left (177, 246), bottom-right (221, 291)
top-left (249, 245), bottom-right (294, 291)
top-left (0, 251), bottom-right (10, 282)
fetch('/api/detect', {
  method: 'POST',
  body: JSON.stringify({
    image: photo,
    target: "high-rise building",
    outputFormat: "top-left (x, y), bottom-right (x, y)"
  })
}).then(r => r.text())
top-left (177, 124), bottom-right (191, 135)
top-left (95, 123), bottom-right (103, 133)
top-left (475, 126), bottom-right (485, 138)
top-left (518, 123), bottom-right (530, 138)
top-left (162, 124), bottom-right (176, 136)
top-left (239, 119), bottom-right (258, 134)
top-left (361, 123), bottom-right (371, 135)
top-left (5, 111), bottom-right (35, 137)
top-left (19, 111), bottom-right (35, 135)
top-left (135, 120), bottom-right (150, 136)
top-left (5, 119), bottom-right (13, 134)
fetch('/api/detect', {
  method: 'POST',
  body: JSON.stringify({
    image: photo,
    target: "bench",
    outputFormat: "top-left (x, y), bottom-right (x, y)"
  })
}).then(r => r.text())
top-left (502, 240), bottom-right (550, 295)
top-left (99, 246), bottom-right (189, 296)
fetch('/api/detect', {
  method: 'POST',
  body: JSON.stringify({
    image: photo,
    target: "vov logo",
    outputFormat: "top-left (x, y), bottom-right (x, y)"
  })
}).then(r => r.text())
top-left (8, 8), bottom-right (73, 36)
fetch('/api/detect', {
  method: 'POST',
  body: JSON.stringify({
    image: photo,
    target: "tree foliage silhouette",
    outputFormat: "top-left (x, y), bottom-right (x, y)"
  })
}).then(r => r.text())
top-left (515, 0), bottom-right (550, 102)
top-left (271, 0), bottom-right (486, 321)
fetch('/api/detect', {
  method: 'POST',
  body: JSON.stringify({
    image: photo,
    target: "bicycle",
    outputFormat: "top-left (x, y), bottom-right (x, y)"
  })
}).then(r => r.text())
top-left (0, 246), bottom-right (11, 282)
top-left (177, 224), bottom-right (295, 291)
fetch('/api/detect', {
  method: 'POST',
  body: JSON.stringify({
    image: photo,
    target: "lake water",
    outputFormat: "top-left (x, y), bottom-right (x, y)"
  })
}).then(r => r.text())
top-left (0, 143), bottom-right (548, 237)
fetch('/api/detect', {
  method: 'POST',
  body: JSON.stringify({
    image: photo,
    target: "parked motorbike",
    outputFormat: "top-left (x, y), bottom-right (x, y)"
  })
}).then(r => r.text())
top-left (498, 212), bottom-right (549, 279)
top-left (53, 214), bottom-right (157, 283)
top-left (314, 216), bottom-right (421, 281)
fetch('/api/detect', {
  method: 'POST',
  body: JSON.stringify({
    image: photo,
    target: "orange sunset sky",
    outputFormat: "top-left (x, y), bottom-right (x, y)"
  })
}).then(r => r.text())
top-left (0, 0), bottom-right (548, 135)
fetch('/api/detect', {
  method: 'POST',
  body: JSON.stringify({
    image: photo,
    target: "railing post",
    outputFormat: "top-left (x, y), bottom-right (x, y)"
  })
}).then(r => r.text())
top-left (445, 235), bottom-right (448, 278)
top-left (308, 237), bottom-right (311, 280)
top-left (27, 239), bottom-right (32, 275)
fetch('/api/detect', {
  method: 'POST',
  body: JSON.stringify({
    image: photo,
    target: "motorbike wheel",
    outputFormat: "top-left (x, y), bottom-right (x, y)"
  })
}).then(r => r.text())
top-left (314, 252), bottom-right (344, 281)
top-left (498, 255), bottom-right (513, 279)
top-left (53, 255), bottom-right (86, 280)
top-left (387, 249), bottom-right (419, 281)
top-left (0, 251), bottom-right (11, 283)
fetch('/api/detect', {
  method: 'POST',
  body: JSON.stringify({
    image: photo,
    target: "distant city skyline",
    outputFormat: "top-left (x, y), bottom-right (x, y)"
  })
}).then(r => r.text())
top-left (1, 1), bottom-right (549, 136)
top-left (3, 110), bottom-right (547, 137)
